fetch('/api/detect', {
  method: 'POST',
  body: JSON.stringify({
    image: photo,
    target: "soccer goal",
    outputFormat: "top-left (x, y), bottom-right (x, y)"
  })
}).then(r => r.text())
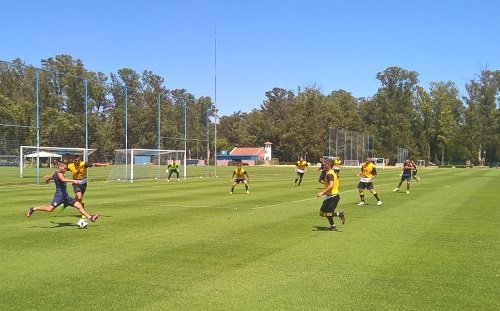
top-left (373, 157), bottom-right (385, 169)
top-left (343, 160), bottom-right (360, 167)
top-left (322, 156), bottom-right (339, 160)
top-left (106, 148), bottom-right (186, 182)
top-left (19, 146), bottom-right (96, 178)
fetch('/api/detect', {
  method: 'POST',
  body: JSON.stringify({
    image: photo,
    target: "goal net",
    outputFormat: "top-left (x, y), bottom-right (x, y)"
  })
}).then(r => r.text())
top-left (106, 149), bottom-right (186, 182)
top-left (373, 157), bottom-right (385, 169)
top-left (343, 160), bottom-right (360, 167)
top-left (19, 146), bottom-right (96, 178)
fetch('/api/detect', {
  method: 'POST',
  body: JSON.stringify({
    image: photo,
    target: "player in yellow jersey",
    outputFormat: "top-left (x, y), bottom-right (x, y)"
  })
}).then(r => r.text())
top-left (294, 157), bottom-right (308, 186)
top-left (230, 162), bottom-right (249, 194)
top-left (333, 157), bottom-right (342, 177)
top-left (357, 156), bottom-right (382, 206)
top-left (166, 162), bottom-right (180, 181)
top-left (67, 155), bottom-right (109, 207)
top-left (316, 159), bottom-right (345, 231)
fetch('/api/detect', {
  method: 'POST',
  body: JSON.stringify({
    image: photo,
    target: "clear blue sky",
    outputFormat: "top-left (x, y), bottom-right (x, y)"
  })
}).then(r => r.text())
top-left (2, 0), bottom-right (499, 116)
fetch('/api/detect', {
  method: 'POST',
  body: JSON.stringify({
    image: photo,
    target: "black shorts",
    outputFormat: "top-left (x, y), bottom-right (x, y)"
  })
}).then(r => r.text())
top-left (235, 178), bottom-right (246, 184)
top-left (357, 181), bottom-right (374, 190)
top-left (320, 195), bottom-right (340, 213)
top-left (72, 182), bottom-right (87, 195)
top-left (400, 175), bottom-right (411, 182)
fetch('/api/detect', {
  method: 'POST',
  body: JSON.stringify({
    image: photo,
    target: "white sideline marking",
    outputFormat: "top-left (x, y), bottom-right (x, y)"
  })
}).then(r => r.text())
top-left (252, 183), bottom-right (394, 210)
top-left (252, 197), bottom-right (316, 209)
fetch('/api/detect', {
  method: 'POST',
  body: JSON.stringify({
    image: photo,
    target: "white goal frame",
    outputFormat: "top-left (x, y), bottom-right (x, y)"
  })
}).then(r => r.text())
top-left (19, 146), bottom-right (96, 178)
top-left (342, 160), bottom-right (360, 167)
top-left (373, 157), bottom-right (385, 169)
top-left (111, 148), bottom-right (186, 182)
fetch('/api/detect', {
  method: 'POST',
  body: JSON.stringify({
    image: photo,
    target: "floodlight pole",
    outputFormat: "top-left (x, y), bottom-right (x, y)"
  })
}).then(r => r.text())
top-left (184, 99), bottom-right (187, 179)
top-left (344, 130), bottom-right (347, 161)
top-left (35, 68), bottom-right (40, 184)
top-left (84, 79), bottom-right (89, 161)
top-left (206, 102), bottom-right (210, 175)
top-left (328, 127), bottom-right (331, 157)
top-left (157, 94), bottom-right (161, 150)
top-left (335, 128), bottom-right (339, 157)
top-left (350, 131), bottom-right (353, 161)
top-left (125, 86), bottom-right (129, 181)
top-left (213, 21), bottom-right (218, 177)
top-left (157, 93), bottom-right (162, 178)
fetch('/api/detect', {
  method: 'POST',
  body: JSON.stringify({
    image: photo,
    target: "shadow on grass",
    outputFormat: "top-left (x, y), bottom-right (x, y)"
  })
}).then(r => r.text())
top-left (312, 226), bottom-right (342, 232)
top-left (53, 214), bottom-right (112, 218)
top-left (29, 221), bottom-right (77, 229)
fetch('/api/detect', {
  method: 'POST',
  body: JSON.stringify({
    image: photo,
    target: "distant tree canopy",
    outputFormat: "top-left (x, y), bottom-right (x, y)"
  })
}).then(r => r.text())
top-left (0, 56), bottom-right (499, 165)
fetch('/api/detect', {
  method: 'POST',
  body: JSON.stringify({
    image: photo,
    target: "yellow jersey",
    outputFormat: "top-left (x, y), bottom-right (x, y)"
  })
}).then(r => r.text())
top-left (68, 161), bottom-right (90, 180)
top-left (233, 167), bottom-right (247, 179)
top-left (359, 161), bottom-right (377, 182)
top-left (296, 160), bottom-right (308, 171)
top-left (323, 169), bottom-right (339, 196)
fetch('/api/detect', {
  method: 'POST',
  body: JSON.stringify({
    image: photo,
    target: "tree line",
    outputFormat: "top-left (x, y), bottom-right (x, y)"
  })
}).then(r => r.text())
top-left (1, 55), bottom-right (499, 165)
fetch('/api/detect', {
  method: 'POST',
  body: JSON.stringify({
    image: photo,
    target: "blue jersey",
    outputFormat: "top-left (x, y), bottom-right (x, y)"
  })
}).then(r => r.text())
top-left (53, 172), bottom-right (69, 196)
top-left (401, 163), bottom-right (412, 177)
top-left (51, 171), bottom-right (76, 208)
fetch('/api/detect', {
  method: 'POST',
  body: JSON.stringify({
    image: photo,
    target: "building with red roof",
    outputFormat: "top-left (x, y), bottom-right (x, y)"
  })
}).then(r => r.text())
top-left (217, 142), bottom-right (273, 166)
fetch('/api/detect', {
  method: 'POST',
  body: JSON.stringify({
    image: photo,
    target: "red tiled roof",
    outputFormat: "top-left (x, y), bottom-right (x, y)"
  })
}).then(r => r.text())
top-left (230, 147), bottom-right (264, 156)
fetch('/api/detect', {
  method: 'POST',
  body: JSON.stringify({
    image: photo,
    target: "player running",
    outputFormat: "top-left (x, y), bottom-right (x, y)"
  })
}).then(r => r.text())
top-left (294, 157), bottom-right (308, 186)
top-left (67, 154), bottom-right (108, 207)
top-left (316, 158), bottom-right (345, 231)
top-left (393, 159), bottom-right (412, 194)
top-left (357, 156), bottom-right (382, 206)
top-left (26, 162), bottom-right (99, 222)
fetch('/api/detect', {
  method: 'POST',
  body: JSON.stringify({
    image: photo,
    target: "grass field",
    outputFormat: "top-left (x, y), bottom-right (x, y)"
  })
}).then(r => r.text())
top-left (1, 165), bottom-right (499, 310)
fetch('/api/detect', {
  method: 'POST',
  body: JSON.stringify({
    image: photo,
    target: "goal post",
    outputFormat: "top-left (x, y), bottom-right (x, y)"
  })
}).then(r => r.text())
top-left (342, 160), bottom-right (360, 167)
top-left (107, 148), bottom-right (186, 182)
top-left (19, 146), bottom-right (96, 178)
top-left (373, 157), bottom-right (385, 169)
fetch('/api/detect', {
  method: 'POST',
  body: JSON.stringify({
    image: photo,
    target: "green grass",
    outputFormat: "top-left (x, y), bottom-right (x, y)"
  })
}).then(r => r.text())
top-left (1, 166), bottom-right (499, 310)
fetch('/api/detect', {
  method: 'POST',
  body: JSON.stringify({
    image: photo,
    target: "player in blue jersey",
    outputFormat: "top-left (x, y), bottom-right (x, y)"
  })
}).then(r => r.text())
top-left (26, 162), bottom-right (99, 222)
top-left (317, 157), bottom-right (326, 184)
top-left (393, 159), bottom-right (413, 194)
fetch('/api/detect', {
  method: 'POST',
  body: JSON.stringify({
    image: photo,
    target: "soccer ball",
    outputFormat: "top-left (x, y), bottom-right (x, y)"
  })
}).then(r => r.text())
top-left (77, 218), bottom-right (88, 229)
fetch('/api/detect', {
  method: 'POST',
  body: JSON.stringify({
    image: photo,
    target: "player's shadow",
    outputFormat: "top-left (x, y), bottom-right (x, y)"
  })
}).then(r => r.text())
top-left (53, 214), bottom-right (112, 218)
top-left (48, 221), bottom-right (77, 228)
top-left (312, 226), bottom-right (342, 232)
top-left (29, 221), bottom-right (76, 229)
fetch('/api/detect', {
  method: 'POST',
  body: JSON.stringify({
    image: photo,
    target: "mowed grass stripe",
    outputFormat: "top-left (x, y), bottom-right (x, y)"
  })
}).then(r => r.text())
top-left (333, 169), bottom-right (499, 310)
top-left (1, 167), bottom-right (499, 310)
